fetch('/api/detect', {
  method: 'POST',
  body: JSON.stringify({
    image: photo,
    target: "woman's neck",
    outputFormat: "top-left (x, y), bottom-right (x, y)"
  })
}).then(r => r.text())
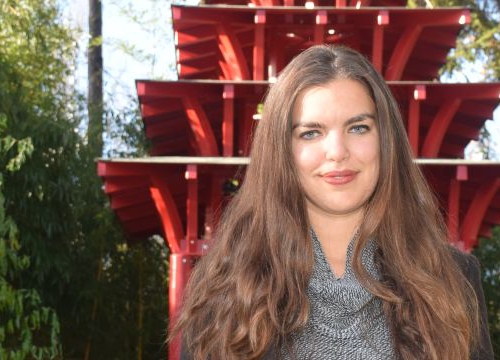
top-left (308, 208), bottom-right (362, 277)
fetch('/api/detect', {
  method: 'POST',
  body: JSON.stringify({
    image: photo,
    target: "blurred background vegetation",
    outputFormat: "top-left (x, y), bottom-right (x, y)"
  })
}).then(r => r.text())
top-left (0, 0), bottom-right (498, 358)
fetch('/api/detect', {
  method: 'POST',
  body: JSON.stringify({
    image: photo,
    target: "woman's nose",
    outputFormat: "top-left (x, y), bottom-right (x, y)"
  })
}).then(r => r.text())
top-left (324, 131), bottom-right (348, 162)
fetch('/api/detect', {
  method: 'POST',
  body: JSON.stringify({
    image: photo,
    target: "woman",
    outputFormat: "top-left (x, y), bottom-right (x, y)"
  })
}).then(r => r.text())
top-left (174, 45), bottom-right (493, 359)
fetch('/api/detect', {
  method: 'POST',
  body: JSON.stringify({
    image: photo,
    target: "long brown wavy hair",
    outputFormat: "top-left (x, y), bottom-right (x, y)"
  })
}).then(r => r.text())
top-left (173, 45), bottom-right (479, 359)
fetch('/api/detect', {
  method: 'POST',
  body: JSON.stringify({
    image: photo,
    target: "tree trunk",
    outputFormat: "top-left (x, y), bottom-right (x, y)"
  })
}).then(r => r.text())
top-left (84, 5), bottom-right (103, 359)
top-left (88, 0), bottom-right (103, 158)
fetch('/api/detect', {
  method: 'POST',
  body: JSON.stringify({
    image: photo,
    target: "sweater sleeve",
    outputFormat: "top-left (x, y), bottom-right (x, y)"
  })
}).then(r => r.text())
top-left (454, 250), bottom-right (494, 360)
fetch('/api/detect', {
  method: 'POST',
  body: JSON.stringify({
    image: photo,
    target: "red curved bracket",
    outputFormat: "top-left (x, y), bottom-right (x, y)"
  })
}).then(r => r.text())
top-left (385, 25), bottom-right (422, 80)
top-left (421, 98), bottom-right (461, 157)
top-left (461, 179), bottom-right (500, 251)
top-left (149, 175), bottom-right (185, 253)
top-left (216, 23), bottom-right (251, 80)
top-left (182, 97), bottom-right (219, 156)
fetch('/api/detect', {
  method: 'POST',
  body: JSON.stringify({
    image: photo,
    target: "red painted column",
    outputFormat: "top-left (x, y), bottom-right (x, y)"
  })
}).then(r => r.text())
top-left (448, 165), bottom-right (467, 249)
top-left (186, 164), bottom-right (198, 254)
top-left (168, 165), bottom-right (200, 359)
top-left (205, 175), bottom-right (225, 241)
top-left (314, 11), bottom-right (327, 44)
top-left (169, 253), bottom-right (194, 360)
top-left (238, 102), bottom-right (258, 156)
top-left (372, 10), bottom-right (388, 72)
top-left (254, 10), bottom-right (266, 80)
top-left (408, 84), bottom-right (426, 156)
top-left (223, 84), bottom-right (235, 156)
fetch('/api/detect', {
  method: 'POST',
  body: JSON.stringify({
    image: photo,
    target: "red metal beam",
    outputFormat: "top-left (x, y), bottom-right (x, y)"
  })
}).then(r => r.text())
top-left (385, 25), bottom-right (422, 80)
top-left (462, 179), bottom-right (500, 250)
top-left (104, 177), bottom-right (150, 195)
top-left (174, 25), bottom-right (216, 45)
top-left (150, 176), bottom-right (185, 253)
top-left (421, 98), bottom-right (462, 157)
top-left (145, 118), bottom-right (187, 140)
top-left (216, 23), bottom-right (251, 80)
top-left (182, 97), bottom-right (219, 156)
top-left (141, 102), bottom-right (180, 119)
top-left (177, 63), bottom-right (218, 79)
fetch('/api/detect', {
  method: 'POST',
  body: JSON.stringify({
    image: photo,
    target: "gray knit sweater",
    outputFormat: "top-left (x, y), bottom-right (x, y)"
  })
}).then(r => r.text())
top-left (281, 230), bottom-right (394, 359)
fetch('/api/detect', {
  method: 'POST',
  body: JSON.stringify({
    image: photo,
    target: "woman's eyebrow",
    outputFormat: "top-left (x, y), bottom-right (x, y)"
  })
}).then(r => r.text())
top-left (292, 121), bottom-right (323, 130)
top-left (345, 113), bottom-right (376, 125)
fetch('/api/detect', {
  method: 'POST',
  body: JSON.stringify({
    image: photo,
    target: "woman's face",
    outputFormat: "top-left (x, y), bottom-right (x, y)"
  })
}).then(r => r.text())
top-left (291, 79), bottom-right (380, 220)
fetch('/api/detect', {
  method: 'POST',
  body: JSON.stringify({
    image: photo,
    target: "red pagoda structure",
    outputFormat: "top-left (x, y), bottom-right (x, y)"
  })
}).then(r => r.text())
top-left (97, 0), bottom-right (500, 358)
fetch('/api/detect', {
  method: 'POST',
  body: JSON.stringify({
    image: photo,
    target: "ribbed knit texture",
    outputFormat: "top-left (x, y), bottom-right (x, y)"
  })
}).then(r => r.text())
top-left (282, 230), bottom-right (394, 359)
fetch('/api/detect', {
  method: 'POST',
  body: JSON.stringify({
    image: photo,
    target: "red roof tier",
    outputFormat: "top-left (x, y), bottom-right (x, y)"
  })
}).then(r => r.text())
top-left (136, 80), bottom-right (500, 158)
top-left (98, 158), bottom-right (500, 252)
top-left (203, 0), bottom-right (407, 7)
top-left (172, 5), bottom-right (469, 81)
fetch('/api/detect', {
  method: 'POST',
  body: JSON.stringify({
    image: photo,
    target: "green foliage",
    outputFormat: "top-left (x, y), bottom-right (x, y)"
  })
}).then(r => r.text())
top-left (473, 227), bottom-right (500, 357)
top-left (0, 0), bottom-right (169, 358)
top-left (409, 0), bottom-right (500, 81)
top-left (0, 0), bottom-right (82, 290)
top-left (0, 114), bottom-right (61, 358)
top-left (78, 236), bottom-right (169, 360)
top-left (476, 126), bottom-right (498, 160)
top-left (104, 95), bottom-right (150, 158)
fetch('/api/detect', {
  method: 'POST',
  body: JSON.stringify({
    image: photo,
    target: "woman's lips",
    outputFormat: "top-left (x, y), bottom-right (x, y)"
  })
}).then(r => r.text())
top-left (321, 170), bottom-right (358, 185)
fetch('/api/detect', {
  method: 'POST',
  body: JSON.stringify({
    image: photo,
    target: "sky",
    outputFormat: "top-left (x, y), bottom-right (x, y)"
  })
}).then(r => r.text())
top-left (60, 0), bottom-right (500, 159)
top-left (62, 0), bottom-right (182, 105)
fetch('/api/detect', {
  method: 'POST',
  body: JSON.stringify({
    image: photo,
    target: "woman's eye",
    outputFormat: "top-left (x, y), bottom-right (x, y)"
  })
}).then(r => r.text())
top-left (299, 130), bottom-right (320, 140)
top-left (349, 125), bottom-right (369, 134)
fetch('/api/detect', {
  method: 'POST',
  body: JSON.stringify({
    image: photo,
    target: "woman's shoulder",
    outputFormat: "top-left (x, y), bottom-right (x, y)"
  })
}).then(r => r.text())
top-left (447, 245), bottom-right (495, 360)
top-left (447, 245), bottom-right (481, 281)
